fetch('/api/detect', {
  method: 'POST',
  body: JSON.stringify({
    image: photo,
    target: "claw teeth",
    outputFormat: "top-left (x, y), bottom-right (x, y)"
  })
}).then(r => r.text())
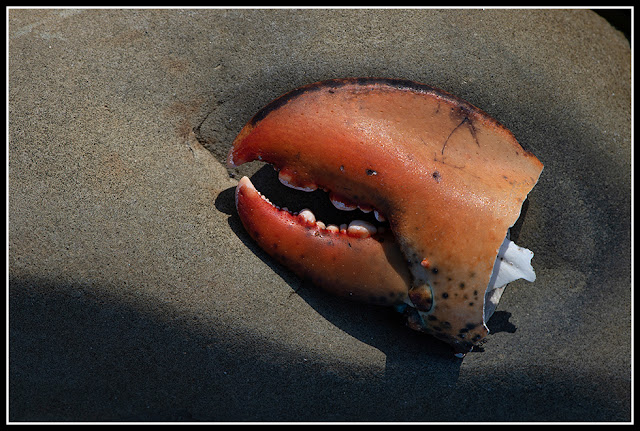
top-left (347, 220), bottom-right (377, 238)
top-left (298, 208), bottom-right (316, 224)
top-left (256, 172), bottom-right (385, 239)
top-left (278, 170), bottom-right (317, 192)
top-left (374, 210), bottom-right (386, 222)
top-left (329, 193), bottom-right (358, 211)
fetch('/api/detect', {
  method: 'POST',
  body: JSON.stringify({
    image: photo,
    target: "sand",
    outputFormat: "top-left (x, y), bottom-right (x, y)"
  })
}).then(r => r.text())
top-left (9, 8), bottom-right (631, 422)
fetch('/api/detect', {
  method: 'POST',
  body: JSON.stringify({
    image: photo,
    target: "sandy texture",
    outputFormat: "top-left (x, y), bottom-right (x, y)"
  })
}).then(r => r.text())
top-left (9, 9), bottom-right (630, 422)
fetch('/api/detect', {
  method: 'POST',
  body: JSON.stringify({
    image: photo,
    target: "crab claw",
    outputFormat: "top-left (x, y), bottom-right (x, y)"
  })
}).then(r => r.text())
top-left (228, 78), bottom-right (543, 354)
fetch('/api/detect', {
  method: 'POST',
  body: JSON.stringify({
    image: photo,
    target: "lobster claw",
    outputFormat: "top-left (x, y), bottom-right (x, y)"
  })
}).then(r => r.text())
top-left (228, 78), bottom-right (543, 355)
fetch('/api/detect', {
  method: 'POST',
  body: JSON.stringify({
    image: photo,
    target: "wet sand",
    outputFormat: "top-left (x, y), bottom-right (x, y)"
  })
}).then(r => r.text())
top-left (9, 8), bottom-right (631, 422)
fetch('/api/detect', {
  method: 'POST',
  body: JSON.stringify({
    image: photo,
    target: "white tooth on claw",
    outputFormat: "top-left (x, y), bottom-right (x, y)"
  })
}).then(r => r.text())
top-left (330, 197), bottom-right (357, 211)
top-left (358, 204), bottom-right (373, 213)
top-left (298, 208), bottom-right (316, 224)
top-left (278, 171), bottom-right (317, 192)
top-left (326, 224), bottom-right (339, 233)
top-left (347, 220), bottom-right (377, 238)
top-left (374, 210), bottom-right (386, 222)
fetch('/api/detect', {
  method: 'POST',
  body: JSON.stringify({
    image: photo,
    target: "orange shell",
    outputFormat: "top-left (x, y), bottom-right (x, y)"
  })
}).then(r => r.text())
top-left (228, 78), bottom-right (543, 353)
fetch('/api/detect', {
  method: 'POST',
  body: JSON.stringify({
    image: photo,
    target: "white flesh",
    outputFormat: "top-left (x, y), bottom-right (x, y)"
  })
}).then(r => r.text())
top-left (483, 234), bottom-right (536, 323)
